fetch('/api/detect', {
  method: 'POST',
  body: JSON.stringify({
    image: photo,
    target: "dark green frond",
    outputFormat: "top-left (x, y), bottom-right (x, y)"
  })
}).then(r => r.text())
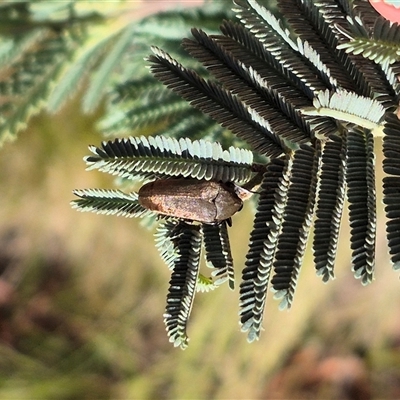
top-left (148, 46), bottom-right (285, 157)
top-left (279, 0), bottom-right (350, 46)
top-left (381, 61), bottom-right (400, 102)
top-left (337, 17), bottom-right (400, 65)
top-left (0, 27), bottom-right (84, 143)
top-left (99, 74), bottom-right (220, 140)
top-left (240, 158), bottom-right (285, 342)
top-left (183, 27), bottom-right (321, 145)
top-left (234, 0), bottom-right (297, 50)
top-left (217, 21), bottom-right (339, 139)
top-left (338, 36), bottom-right (400, 66)
top-left (71, 188), bottom-right (152, 219)
top-left (278, 0), bottom-right (348, 43)
top-left (345, 127), bottom-right (376, 284)
top-left (162, 114), bottom-right (226, 143)
top-left (99, 81), bottom-right (185, 136)
top-left (112, 76), bottom-right (169, 105)
top-left (383, 113), bottom-right (400, 270)
top-left (217, 19), bottom-right (325, 98)
top-left (101, 93), bottom-right (194, 138)
top-left (155, 220), bottom-right (182, 271)
top-left (83, 24), bottom-right (136, 113)
top-left (279, 0), bottom-right (398, 108)
top-left (336, 16), bottom-right (399, 108)
top-left (123, 99), bottom-right (193, 135)
top-left (163, 222), bottom-right (202, 349)
top-left (277, 0), bottom-right (356, 91)
top-left (270, 144), bottom-right (320, 309)
top-left (48, 24), bottom-right (127, 113)
top-left (313, 135), bottom-right (347, 282)
top-left (294, 37), bottom-right (339, 93)
top-left (202, 221), bottom-right (234, 289)
top-left (155, 220), bottom-right (224, 293)
top-left (234, 0), bottom-right (335, 98)
top-left (85, 135), bottom-right (255, 184)
top-left (132, 2), bottom-right (234, 39)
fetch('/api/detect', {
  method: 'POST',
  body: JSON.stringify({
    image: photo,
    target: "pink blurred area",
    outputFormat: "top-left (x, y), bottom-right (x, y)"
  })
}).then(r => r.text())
top-left (370, 0), bottom-right (400, 22)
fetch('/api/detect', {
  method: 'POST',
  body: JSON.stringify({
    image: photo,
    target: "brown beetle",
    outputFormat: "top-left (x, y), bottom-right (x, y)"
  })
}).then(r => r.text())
top-left (138, 178), bottom-right (243, 224)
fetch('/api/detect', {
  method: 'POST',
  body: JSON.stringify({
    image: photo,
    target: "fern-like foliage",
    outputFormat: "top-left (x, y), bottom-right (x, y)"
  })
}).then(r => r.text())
top-left (337, 15), bottom-right (400, 65)
top-left (85, 135), bottom-right (255, 184)
top-left (0, 2), bottom-right (103, 143)
top-left (72, 134), bottom-right (256, 348)
top-left (383, 113), bottom-right (400, 269)
top-left (73, 0), bottom-right (400, 347)
top-left (161, 221), bottom-right (202, 349)
top-left (202, 222), bottom-right (235, 289)
top-left (138, 0), bottom-right (399, 343)
top-left (0, 25), bottom-right (84, 143)
top-left (239, 158), bottom-right (286, 341)
top-left (313, 135), bottom-right (346, 282)
top-left (96, 2), bottom-right (249, 143)
top-left (302, 89), bottom-right (386, 131)
top-left (154, 218), bottom-right (237, 347)
top-left (71, 188), bottom-right (153, 219)
top-left (0, 1), bottom-right (244, 145)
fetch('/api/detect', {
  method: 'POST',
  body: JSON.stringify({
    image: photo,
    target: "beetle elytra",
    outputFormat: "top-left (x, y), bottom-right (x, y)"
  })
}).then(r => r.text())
top-left (138, 178), bottom-right (243, 224)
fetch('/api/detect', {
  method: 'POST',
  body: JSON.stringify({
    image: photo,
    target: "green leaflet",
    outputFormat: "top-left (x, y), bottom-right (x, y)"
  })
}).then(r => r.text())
top-left (85, 135), bottom-right (255, 185)
top-left (337, 16), bottom-right (400, 65)
top-left (82, 23), bottom-right (136, 113)
top-left (71, 188), bottom-right (153, 219)
top-left (47, 24), bottom-right (124, 113)
top-left (0, 1), bottom-right (239, 144)
top-left (302, 89), bottom-right (386, 132)
top-left (0, 28), bottom-right (84, 143)
top-left (313, 135), bottom-right (347, 282)
top-left (202, 221), bottom-right (235, 289)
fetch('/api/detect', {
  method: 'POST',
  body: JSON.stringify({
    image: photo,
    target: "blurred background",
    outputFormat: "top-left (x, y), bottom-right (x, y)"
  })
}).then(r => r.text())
top-left (1, 1), bottom-right (400, 399)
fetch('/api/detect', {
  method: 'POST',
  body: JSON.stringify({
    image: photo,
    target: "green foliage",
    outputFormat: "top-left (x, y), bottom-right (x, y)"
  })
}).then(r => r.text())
top-left (337, 15), bottom-right (400, 65)
top-left (202, 222), bottom-right (235, 289)
top-left (383, 113), bottom-right (400, 270)
top-left (68, 0), bottom-right (400, 347)
top-left (161, 221), bottom-right (202, 349)
top-left (95, 2), bottom-right (245, 141)
top-left (153, 218), bottom-right (236, 348)
top-left (302, 89), bottom-right (386, 131)
top-left (3, 1), bottom-right (400, 397)
top-left (4, 0), bottom-right (400, 350)
top-left (0, 0), bottom-right (243, 145)
top-left (313, 135), bottom-right (346, 282)
top-left (83, 135), bottom-right (255, 184)
top-left (71, 188), bottom-right (153, 219)
top-left (71, 133), bottom-right (255, 349)
top-left (0, 26), bottom-right (84, 143)
top-left (0, 1), bottom-right (107, 143)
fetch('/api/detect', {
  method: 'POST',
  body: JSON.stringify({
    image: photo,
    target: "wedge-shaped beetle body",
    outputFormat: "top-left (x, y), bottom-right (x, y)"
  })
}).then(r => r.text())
top-left (138, 178), bottom-right (243, 223)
